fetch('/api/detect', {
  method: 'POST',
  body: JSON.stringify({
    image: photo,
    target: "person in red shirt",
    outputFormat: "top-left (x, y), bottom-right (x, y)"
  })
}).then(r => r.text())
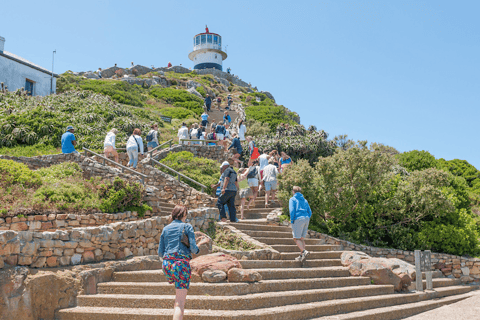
top-left (167, 62), bottom-right (172, 68)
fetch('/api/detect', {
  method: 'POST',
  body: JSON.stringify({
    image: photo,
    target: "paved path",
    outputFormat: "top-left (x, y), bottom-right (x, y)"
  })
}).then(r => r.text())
top-left (404, 289), bottom-right (480, 319)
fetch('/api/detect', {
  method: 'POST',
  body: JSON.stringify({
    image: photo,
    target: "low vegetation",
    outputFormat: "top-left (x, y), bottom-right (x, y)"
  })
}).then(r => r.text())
top-left (205, 222), bottom-right (260, 251)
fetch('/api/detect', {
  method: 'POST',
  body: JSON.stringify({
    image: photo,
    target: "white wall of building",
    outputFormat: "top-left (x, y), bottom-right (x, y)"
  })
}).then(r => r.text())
top-left (0, 56), bottom-right (56, 96)
top-left (193, 51), bottom-right (223, 67)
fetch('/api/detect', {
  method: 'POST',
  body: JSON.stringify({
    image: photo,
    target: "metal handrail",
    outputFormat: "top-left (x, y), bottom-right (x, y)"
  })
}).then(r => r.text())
top-left (146, 139), bottom-right (173, 157)
top-left (179, 139), bottom-right (219, 145)
top-left (83, 148), bottom-right (148, 185)
top-left (149, 158), bottom-right (207, 193)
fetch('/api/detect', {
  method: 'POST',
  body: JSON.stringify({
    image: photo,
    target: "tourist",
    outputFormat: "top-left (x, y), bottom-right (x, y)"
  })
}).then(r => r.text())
top-left (280, 151), bottom-right (292, 172)
top-left (257, 150), bottom-right (270, 193)
top-left (238, 119), bottom-right (247, 141)
top-left (262, 157), bottom-right (279, 207)
top-left (216, 96), bottom-right (222, 111)
top-left (223, 111), bottom-right (231, 125)
top-left (177, 122), bottom-right (189, 145)
top-left (211, 164), bottom-right (231, 220)
top-left (269, 150), bottom-right (280, 168)
top-left (201, 110), bottom-right (209, 127)
top-left (126, 128), bottom-right (144, 169)
top-left (247, 136), bottom-right (259, 167)
top-left (131, 61), bottom-right (134, 67)
top-left (61, 125), bottom-right (78, 154)
top-left (204, 94), bottom-right (212, 112)
top-left (190, 124), bottom-right (200, 145)
top-left (289, 186), bottom-right (312, 262)
top-left (168, 61), bottom-right (172, 68)
top-left (146, 124), bottom-right (160, 151)
top-left (236, 168), bottom-right (255, 220)
top-left (228, 133), bottom-right (243, 167)
top-left (206, 127), bottom-right (217, 146)
top-left (158, 205), bottom-right (210, 320)
top-left (215, 121), bottom-right (226, 148)
top-left (245, 159), bottom-right (260, 210)
top-left (97, 68), bottom-right (102, 78)
top-left (227, 67), bottom-right (231, 74)
top-left (224, 123), bottom-right (231, 141)
top-left (227, 94), bottom-right (233, 110)
top-left (103, 128), bottom-right (119, 163)
top-left (217, 159), bottom-right (239, 222)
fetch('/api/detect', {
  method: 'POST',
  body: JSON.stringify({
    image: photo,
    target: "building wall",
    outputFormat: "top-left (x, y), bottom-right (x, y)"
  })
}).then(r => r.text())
top-left (193, 51), bottom-right (223, 69)
top-left (0, 56), bottom-right (56, 96)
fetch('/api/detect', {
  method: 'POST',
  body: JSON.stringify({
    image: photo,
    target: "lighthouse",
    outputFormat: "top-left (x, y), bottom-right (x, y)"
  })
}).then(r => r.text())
top-left (188, 26), bottom-right (227, 71)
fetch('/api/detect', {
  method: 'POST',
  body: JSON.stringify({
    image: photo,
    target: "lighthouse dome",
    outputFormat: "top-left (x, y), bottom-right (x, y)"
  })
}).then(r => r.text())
top-left (188, 26), bottom-right (227, 71)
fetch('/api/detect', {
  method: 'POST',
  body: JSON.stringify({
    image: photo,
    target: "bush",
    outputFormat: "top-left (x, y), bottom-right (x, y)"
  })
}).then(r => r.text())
top-left (160, 107), bottom-right (196, 120)
top-left (196, 86), bottom-right (206, 97)
top-left (33, 180), bottom-right (101, 211)
top-left (397, 150), bottom-right (437, 172)
top-left (98, 177), bottom-right (151, 215)
top-left (0, 159), bottom-right (42, 188)
top-left (149, 87), bottom-right (203, 115)
top-left (437, 158), bottom-right (480, 188)
top-left (277, 143), bottom-right (480, 256)
top-left (245, 105), bottom-right (298, 131)
top-left (159, 151), bottom-right (220, 194)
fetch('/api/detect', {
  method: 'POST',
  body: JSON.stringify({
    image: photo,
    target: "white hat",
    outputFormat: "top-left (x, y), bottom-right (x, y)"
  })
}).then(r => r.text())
top-left (220, 161), bottom-right (230, 168)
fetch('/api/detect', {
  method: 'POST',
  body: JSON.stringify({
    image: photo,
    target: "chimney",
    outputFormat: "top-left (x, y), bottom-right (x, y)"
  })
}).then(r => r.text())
top-left (0, 36), bottom-right (4, 53)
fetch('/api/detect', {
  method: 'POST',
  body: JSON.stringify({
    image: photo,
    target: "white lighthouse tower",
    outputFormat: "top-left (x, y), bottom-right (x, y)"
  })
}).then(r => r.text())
top-left (188, 26), bottom-right (227, 71)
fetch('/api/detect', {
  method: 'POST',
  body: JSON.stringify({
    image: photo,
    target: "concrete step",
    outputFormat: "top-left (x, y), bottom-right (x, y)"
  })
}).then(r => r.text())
top-left (419, 270), bottom-right (444, 279)
top-left (242, 230), bottom-right (296, 238)
top-left (251, 266), bottom-right (351, 280)
top-left (280, 251), bottom-right (344, 260)
top-left (255, 237), bottom-right (324, 245)
top-left (270, 244), bottom-right (342, 253)
top-left (57, 286), bottom-right (474, 320)
top-left (240, 259), bottom-right (342, 269)
top-left (78, 285), bottom-right (394, 311)
top-left (99, 276), bottom-right (373, 296)
top-left (158, 202), bottom-right (176, 208)
top-left (232, 223), bottom-right (292, 232)
top-left (310, 292), bottom-right (474, 320)
top-left (243, 212), bottom-right (269, 219)
top-left (406, 278), bottom-right (462, 291)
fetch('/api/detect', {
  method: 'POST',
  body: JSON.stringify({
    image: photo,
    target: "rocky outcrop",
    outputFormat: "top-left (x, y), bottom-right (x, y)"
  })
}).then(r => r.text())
top-left (83, 72), bottom-right (99, 79)
top-left (227, 268), bottom-right (262, 283)
top-left (190, 253), bottom-right (242, 277)
top-left (341, 251), bottom-right (415, 292)
top-left (187, 87), bottom-right (203, 99)
top-left (186, 80), bottom-right (202, 89)
top-left (261, 91), bottom-right (275, 102)
top-left (192, 231), bottom-right (213, 258)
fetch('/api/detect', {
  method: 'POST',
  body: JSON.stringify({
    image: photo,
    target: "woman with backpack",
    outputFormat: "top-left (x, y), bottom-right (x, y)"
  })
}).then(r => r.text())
top-left (244, 159), bottom-right (260, 210)
top-left (146, 124), bottom-right (160, 151)
top-left (206, 127), bottom-right (217, 146)
top-left (158, 205), bottom-right (211, 320)
top-left (215, 121), bottom-right (226, 148)
top-left (126, 128), bottom-right (144, 169)
top-left (216, 96), bottom-right (222, 111)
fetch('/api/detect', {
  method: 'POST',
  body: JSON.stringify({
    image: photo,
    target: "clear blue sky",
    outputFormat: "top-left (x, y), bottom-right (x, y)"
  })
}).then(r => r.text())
top-left (2, 1), bottom-right (479, 168)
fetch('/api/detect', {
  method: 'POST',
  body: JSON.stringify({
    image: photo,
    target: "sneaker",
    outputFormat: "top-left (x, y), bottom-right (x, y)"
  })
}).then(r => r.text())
top-left (294, 254), bottom-right (303, 262)
top-left (301, 250), bottom-right (310, 262)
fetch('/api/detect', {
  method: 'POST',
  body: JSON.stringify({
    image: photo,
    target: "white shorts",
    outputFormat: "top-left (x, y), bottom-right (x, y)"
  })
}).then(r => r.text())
top-left (247, 178), bottom-right (259, 187)
top-left (216, 134), bottom-right (225, 140)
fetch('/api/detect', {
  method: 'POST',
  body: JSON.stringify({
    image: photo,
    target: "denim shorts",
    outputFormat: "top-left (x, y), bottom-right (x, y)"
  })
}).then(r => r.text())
top-left (147, 141), bottom-right (158, 148)
top-left (264, 181), bottom-right (277, 191)
top-left (292, 217), bottom-right (310, 239)
top-left (247, 178), bottom-right (259, 187)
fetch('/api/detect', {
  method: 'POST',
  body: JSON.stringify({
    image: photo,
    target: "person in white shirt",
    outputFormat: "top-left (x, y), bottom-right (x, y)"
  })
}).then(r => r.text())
top-left (238, 119), bottom-right (247, 141)
top-left (258, 151), bottom-right (270, 193)
top-left (177, 122), bottom-right (189, 145)
top-left (126, 128), bottom-right (144, 169)
top-left (103, 128), bottom-right (119, 163)
top-left (190, 123), bottom-right (200, 145)
top-left (262, 157), bottom-right (279, 207)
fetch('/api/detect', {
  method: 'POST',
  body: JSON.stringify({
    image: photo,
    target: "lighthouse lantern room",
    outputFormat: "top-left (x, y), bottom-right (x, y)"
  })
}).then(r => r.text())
top-left (188, 26), bottom-right (227, 71)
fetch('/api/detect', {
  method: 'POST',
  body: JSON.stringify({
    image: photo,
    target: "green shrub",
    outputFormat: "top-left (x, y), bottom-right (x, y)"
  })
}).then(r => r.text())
top-left (98, 177), bottom-right (150, 214)
top-left (159, 151), bottom-right (220, 193)
top-left (196, 86), bottom-right (206, 97)
top-left (37, 162), bottom-right (82, 182)
top-left (396, 150), bottom-right (437, 172)
top-left (160, 107), bottom-right (196, 120)
top-left (245, 105), bottom-right (297, 131)
top-left (0, 159), bottom-right (42, 187)
top-left (149, 87), bottom-right (203, 115)
top-left (33, 180), bottom-right (101, 211)
top-left (437, 158), bottom-right (480, 188)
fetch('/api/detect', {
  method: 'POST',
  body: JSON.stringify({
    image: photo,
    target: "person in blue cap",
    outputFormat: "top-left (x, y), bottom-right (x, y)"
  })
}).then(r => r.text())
top-left (61, 126), bottom-right (78, 154)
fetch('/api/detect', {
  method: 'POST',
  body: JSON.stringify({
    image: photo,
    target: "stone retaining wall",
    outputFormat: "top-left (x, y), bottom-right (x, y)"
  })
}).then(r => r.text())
top-left (307, 230), bottom-right (480, 283)
top-left (0, 207), bottom-right (217, 269)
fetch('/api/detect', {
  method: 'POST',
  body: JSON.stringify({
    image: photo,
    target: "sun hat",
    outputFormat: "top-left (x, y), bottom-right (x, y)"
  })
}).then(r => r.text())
top-left (66, 125), bottom-right (74, 131)
top-left (220, 161), bottom-right (230, 168)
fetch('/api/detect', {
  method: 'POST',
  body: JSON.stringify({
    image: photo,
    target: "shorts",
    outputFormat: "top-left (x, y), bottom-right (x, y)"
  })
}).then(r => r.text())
top-left (201, 120), bottom-right (208, 127)
top-left (247, 178), bottom-right (259, 187)
top-left (264, 181), bottom-right (277, 191)
top-left (216, 134), bottom-right (224, 140)
top-left (147, 141), bottom-right (158, 148)
top-left (292, 217), bottom-right (310, 239)
top-left (162, 252), bottom-right (192, 289)
top-left (104, 145), bottom-right (116, 153)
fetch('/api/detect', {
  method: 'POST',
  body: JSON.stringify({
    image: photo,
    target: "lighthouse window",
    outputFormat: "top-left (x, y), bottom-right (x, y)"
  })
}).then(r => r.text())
top-left (215, 54), bottom-right (218, 59)
top-left (201, 35), bottom-right (206, 44)
top-left (195, 36), bottom-right (200, 45)
top-left (207, 35), bottom-right (212, 43)
top-left (214, 36), bottom-right (218, 44)
top-left (218, 37), bottom-right (221, 47)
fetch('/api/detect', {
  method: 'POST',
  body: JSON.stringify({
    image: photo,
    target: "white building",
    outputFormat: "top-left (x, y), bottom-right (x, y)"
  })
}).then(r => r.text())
top-left (0, 36), bottom-right (58, 96)
top-left (188, 26), bottom-right (227, 71)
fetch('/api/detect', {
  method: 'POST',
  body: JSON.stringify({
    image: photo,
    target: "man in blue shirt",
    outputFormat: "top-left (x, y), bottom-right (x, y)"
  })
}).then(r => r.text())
top-left (289, 186), bottom-right (313, 263)
top-left (61, 126), bottom-right (78, 154)
top-left (204, 94), bottom-right (212, 112)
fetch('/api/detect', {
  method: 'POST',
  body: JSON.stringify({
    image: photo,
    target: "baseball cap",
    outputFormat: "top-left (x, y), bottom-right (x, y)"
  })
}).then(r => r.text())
top-left (66, 125), bottom-right (74, 131)
top-left (220, 161), bottom-right (230, 168)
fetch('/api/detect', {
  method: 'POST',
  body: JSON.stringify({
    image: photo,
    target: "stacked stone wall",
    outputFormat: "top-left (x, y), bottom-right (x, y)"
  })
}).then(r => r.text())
top-left (0, 207), bottom-right (217, 269)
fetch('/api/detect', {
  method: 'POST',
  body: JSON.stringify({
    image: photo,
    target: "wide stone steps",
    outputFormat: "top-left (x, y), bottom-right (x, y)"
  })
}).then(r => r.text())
top-left (242, 230), bottom-right (298, 238)
top-left (280, 251), bottom-right (343, 260)
top-left (310, 292), bottom-right (475, 320)
top-left (407, 278), bottom-right (462, 290)
top-left (240, 259), bottom-right (342, 269)
top-left (98, 277), bottom-right (373, 296)
top-left (254, 237), bottom-right (323, 245)
top-left (270, 245), bottom-right (342, 253)
top-left (57, 286), bottom-right (475, 320)
top-left (77, 285), bottom-right (394, 311)
top-left (232, 223), bottom-right (292, 232)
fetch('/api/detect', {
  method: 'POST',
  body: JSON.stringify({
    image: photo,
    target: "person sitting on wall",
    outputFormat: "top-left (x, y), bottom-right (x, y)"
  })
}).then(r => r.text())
top-left (227, 67), bottom-right (231, 74)
top-left (61, 126), bottom-right (78, 154)
top-left (168, 61), bottom-right (173, 68)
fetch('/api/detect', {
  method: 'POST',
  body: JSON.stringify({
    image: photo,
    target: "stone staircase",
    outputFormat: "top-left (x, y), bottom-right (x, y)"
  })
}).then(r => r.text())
top-left (57, 205), bottom-right (477, 319)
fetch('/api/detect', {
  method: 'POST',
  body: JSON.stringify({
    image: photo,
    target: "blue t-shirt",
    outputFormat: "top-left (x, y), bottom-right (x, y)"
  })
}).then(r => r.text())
top-left (201, 114), bottom-right (209, 121)
top-left (61, 131), bottom-right (76, 154)
top-left (280, 157), bottom-right (292, 165)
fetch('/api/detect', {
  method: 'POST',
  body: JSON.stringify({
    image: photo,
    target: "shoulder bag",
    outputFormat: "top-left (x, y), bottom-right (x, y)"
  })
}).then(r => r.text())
top-left (180, 224), bottom-right (190, 248)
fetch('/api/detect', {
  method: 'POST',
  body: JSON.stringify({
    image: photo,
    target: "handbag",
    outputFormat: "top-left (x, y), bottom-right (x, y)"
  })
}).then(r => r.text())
top-left (131, 135), bottom-right (141, 153)
top-left (180, 224), bottom-right (190, 248)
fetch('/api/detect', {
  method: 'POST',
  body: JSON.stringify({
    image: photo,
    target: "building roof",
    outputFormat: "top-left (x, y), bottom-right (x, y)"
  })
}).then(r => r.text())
top-left (0, 51), bottom-right (59, 77)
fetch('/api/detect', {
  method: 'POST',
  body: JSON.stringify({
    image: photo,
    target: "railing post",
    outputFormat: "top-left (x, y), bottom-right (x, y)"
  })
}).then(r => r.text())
top-left (414, 250), bottom-right (423, 292)
top-left (425, 250), bottom-right (433, 290)
top-left (84, 150), bottom-right (87, 157)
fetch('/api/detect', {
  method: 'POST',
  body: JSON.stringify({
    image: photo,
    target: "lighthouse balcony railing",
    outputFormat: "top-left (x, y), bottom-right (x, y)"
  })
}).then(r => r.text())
top-left (194, 44), bottom-right (222, 51)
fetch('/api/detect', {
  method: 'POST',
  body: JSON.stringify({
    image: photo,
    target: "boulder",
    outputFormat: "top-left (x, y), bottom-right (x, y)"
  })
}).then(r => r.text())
top-left (186, 80), bottom-right (202, 89)
top-left (83, 72), bottom-right (99, 79)
top-left (227, 268), bottom-right (262, 283)
top-left (190, 253), bottom-right (241, 277)
top-left (201, 270), bottom-right (227, 283)
top-left (130, 65), bottom-right (153, 77)
top-left (187, 87), bottom-right (203, 99)
top-left (192, 231), bottom-right (213, 258)
top-left (261, 91), bottom-right (275, 102)
top-left (341, 251), bottom-right (415, 292)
